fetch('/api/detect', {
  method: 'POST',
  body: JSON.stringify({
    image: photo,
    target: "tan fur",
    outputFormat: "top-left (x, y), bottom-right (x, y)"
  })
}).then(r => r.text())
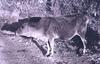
top-left (16, 16), bottom-right (88, 56)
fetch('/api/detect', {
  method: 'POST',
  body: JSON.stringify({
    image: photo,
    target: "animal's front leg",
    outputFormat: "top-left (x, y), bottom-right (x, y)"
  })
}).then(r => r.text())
top-left (80, 37), bottom-right (87, 54)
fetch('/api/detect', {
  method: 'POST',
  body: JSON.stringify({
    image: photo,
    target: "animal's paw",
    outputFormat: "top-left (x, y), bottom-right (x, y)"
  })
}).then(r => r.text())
top-left (45, 52), bottom-right (52, 57)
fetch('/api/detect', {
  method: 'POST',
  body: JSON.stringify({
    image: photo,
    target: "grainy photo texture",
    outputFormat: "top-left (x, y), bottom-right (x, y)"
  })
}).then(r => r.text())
top-left (0, 0), bottom-right (100, 64)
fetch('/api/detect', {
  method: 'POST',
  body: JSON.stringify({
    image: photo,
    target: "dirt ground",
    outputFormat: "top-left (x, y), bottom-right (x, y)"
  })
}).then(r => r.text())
top-left (0, 31), bottom-right (100, 64)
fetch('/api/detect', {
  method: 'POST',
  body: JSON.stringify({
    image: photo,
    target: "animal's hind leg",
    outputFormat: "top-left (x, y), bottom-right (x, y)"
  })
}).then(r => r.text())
top-left (50, 34), bottom-right (59, 56)
top-left (45, 40), bottom-right (51, 56)
top-left (50, 38), bottom-right (55, 56)
top-left (45, 38), bottom-right (55, 57)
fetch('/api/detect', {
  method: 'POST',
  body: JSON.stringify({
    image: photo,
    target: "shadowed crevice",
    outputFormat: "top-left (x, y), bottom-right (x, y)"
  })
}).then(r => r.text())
top-left (85, 26), bottom-right (100, 54)
top-left (70, 35), bottom-right (84, 56)
top-left (31, 38), bottom-right (47, 56)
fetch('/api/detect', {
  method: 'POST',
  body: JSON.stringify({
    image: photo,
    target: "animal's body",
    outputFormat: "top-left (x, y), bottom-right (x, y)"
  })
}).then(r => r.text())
top-left (15, 16), bottom-right (88, 57)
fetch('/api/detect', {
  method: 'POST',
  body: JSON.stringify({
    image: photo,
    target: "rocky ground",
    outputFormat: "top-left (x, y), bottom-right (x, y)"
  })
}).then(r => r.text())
top-left (0, 31), bottom-right (100, 64)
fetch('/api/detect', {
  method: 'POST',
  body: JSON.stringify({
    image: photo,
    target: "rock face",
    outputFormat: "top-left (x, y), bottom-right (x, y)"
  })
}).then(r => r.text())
top-left (0, 0), bottom-right (100, 64)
